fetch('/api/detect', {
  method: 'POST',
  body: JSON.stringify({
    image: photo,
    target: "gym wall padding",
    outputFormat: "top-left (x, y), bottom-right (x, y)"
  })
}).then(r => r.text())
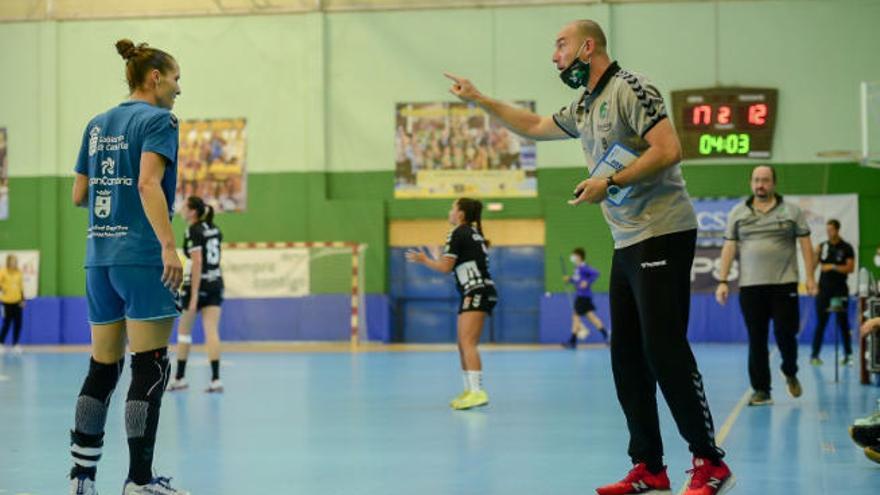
top-left (8, 291), bottom-right (860, 346)
top-left (539, 293), bottom-right (861, 346)
top-left (389, 246), bottom-right (544, 343)
top-left (13, 294), bottom-right (391, 344)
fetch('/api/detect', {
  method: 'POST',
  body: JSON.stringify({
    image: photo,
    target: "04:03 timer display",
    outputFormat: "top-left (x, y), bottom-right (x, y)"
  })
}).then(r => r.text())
top-left (699, 133), bottom-right (751, 156)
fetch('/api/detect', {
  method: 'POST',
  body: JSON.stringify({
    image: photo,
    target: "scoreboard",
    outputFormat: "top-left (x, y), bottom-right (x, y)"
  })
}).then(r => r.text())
top-left (670, 87), bottom-right (778, 160)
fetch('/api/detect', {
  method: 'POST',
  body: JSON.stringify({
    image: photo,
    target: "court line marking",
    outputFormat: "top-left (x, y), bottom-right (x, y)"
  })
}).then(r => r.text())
top-left (716, 388), bottom-right (753, 446)
top-left (675, 387), bottom-right (751, 495)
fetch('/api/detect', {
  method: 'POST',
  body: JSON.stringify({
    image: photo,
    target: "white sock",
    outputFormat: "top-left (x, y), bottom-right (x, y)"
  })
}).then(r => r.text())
top-left (465, 371), bottom-right (482, 392)
top-left (462, 372), bottom-right (471, 392)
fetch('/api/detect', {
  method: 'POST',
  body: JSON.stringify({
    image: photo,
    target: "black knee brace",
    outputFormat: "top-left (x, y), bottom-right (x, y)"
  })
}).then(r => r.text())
top-left (71, 357), bottom-right (124, 479)
top-left (126, 347), bottom-right (170, 484)
top-left (73, 357), bottom-right (124, 439)
top-left (80, 358), bottom-right (125, 402)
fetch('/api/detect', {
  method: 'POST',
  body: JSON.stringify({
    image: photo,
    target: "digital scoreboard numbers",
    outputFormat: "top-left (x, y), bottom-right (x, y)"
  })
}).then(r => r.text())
top-left (671, 88), bottom-right (778, 160)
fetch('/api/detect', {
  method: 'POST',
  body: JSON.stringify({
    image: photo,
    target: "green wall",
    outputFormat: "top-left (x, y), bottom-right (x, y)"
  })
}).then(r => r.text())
top-left (4, 162), bottom-right (877, 296)
top-left (2, 0), bottom-right (879, 296)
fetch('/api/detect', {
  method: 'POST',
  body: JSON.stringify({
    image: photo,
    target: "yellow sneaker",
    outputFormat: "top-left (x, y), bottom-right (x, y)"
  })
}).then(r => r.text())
top-left (451, 390), bottom-right (489, 410)
top-left (449, 390), bottom-right (469, 407)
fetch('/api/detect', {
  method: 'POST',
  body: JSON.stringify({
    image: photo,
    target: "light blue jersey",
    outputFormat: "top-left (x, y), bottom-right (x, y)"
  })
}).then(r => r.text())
top-left (75, 100), bottom-right (179, 267)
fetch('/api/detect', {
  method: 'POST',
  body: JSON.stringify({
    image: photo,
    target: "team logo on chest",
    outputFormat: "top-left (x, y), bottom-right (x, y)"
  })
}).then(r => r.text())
top-left (597, 100), bottom-right (612, 133)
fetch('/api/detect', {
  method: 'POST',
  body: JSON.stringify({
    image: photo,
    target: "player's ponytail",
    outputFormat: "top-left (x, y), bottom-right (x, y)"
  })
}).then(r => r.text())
top-left (186, 195), bottom-right (214, 226)
top-left (457, 197), bottom-right (490, 247)
top-left (114, 39), bottom-right (176, 93)
top-left (476, 217), bottom-right (490, 247)
top-left (204, 204), bottom-right (215, 226)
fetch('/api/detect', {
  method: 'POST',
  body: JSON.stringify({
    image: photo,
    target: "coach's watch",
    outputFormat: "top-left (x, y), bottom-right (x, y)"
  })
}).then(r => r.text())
top-left (606, 175), bottom-right (621, 196)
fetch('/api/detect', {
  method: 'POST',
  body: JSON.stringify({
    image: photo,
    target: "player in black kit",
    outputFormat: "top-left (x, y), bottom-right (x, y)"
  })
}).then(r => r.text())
top-left (167, 196), bottom-right (225, 393)
top-left (809, 219), bottom-right (855, 366)
top-left (406, 198), bottom-right (497, 410)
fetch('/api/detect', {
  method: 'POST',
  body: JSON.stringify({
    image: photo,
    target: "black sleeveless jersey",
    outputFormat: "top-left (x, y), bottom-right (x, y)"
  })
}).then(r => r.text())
top-left (183, 221), bottom-right (224, 289)
top-left (817, 239), bottom-right (854, 293)
top-left (443, 224), bottom-right (494, 295)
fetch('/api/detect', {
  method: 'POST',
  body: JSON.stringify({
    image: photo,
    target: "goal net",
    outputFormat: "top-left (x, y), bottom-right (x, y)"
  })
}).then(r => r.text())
top-left (219, 241), bottom-right (368, 344)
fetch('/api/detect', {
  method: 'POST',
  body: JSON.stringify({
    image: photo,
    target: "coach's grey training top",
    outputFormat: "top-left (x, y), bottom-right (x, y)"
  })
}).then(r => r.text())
top-left (724, 195), bottom-right (810, 287)
top-left (554, 61), bottom-right (697, 249)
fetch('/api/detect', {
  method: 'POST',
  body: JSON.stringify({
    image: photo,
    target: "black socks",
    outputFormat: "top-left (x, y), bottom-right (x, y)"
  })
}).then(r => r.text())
top-left (175, 359), bottom-right (187, 380)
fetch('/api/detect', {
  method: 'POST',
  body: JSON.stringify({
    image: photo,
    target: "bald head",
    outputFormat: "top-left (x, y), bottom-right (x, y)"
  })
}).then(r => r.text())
top-left (553, 19), bottom-right (610, 72)
top-left (569, 19), bottom-right (607, 50)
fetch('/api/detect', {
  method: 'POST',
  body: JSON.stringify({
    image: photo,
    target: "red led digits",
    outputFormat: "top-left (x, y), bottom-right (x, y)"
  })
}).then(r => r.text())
top-left (748, 104), bottom-right (767, 126)
top-left (692, 105), bottom-right (711, 126)
top-left (717, 106), bottom-right (731, 125)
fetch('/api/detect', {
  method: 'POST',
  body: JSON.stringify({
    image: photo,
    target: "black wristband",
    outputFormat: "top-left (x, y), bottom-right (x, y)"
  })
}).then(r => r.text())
top-left (606, 175), bottom-right (622, 197)
top-left (606, 175), bottom-right (618, 188)
top-left (718, 280), bottom-right (729, 284)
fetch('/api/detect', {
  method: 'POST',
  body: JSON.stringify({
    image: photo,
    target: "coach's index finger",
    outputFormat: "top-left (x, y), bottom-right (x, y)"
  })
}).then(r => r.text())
top-left (443, 73), bottom-right (463, 83)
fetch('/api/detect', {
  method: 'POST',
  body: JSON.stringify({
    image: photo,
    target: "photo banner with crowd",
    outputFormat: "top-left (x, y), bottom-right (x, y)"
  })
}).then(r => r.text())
top-left (691, 194), bottom-right (859, 293)
top-left (176, 118), bottom-right (247, 213)
top-left (394, 101), bottom-right (537, 198)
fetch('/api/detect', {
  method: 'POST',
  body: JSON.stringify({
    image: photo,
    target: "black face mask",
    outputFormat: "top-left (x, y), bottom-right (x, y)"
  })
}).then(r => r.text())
top-left (559, 42), bottom-right (590, 89)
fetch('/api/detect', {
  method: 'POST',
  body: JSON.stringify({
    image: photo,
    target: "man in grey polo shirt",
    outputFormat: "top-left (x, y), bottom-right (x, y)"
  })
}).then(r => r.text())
top-left (716, 165), bottom-right (817, 407)
top-left (446, 19), bottom-right (733, 495)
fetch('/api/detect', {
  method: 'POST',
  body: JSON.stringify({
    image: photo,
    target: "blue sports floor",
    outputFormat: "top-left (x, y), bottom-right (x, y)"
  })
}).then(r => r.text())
top-left (1, 344), bottom-right (878, 494)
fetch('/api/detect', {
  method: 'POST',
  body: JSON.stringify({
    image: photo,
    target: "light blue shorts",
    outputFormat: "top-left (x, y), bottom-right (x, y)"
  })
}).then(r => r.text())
top-left (86, 266), bottom-right (180, 325)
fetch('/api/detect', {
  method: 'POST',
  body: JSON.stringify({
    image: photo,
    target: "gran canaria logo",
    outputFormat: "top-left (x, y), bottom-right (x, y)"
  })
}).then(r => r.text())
top-left (89, 176), bottom-right (133, 186)
top-left (101, 157), bottom-right (115, 175)
top-left (91, 157), bottom-right (133, 186)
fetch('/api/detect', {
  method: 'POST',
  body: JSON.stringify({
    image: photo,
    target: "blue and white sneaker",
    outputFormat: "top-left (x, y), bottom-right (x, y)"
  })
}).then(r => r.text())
top-left (122, 476), bottom-right (190, 494)
top-left (70, 474), bottom-right (98, 495)
top-left (854, 410), bottom-right (880, 427)
top-left (166, 378), bottom-right (188, 392)
top-left (205, 379), bottom-right (224, 394)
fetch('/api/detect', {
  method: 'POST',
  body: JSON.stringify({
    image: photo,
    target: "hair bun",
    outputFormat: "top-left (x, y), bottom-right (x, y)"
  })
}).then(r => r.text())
top-left (115, 39), bottom-right (137, 60)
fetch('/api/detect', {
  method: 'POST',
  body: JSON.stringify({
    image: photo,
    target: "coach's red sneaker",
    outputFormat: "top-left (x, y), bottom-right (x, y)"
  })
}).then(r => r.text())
top-left (595, 463), bottom-right (672, 495)
top-left (682, 457), bottom-right (735, 495)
